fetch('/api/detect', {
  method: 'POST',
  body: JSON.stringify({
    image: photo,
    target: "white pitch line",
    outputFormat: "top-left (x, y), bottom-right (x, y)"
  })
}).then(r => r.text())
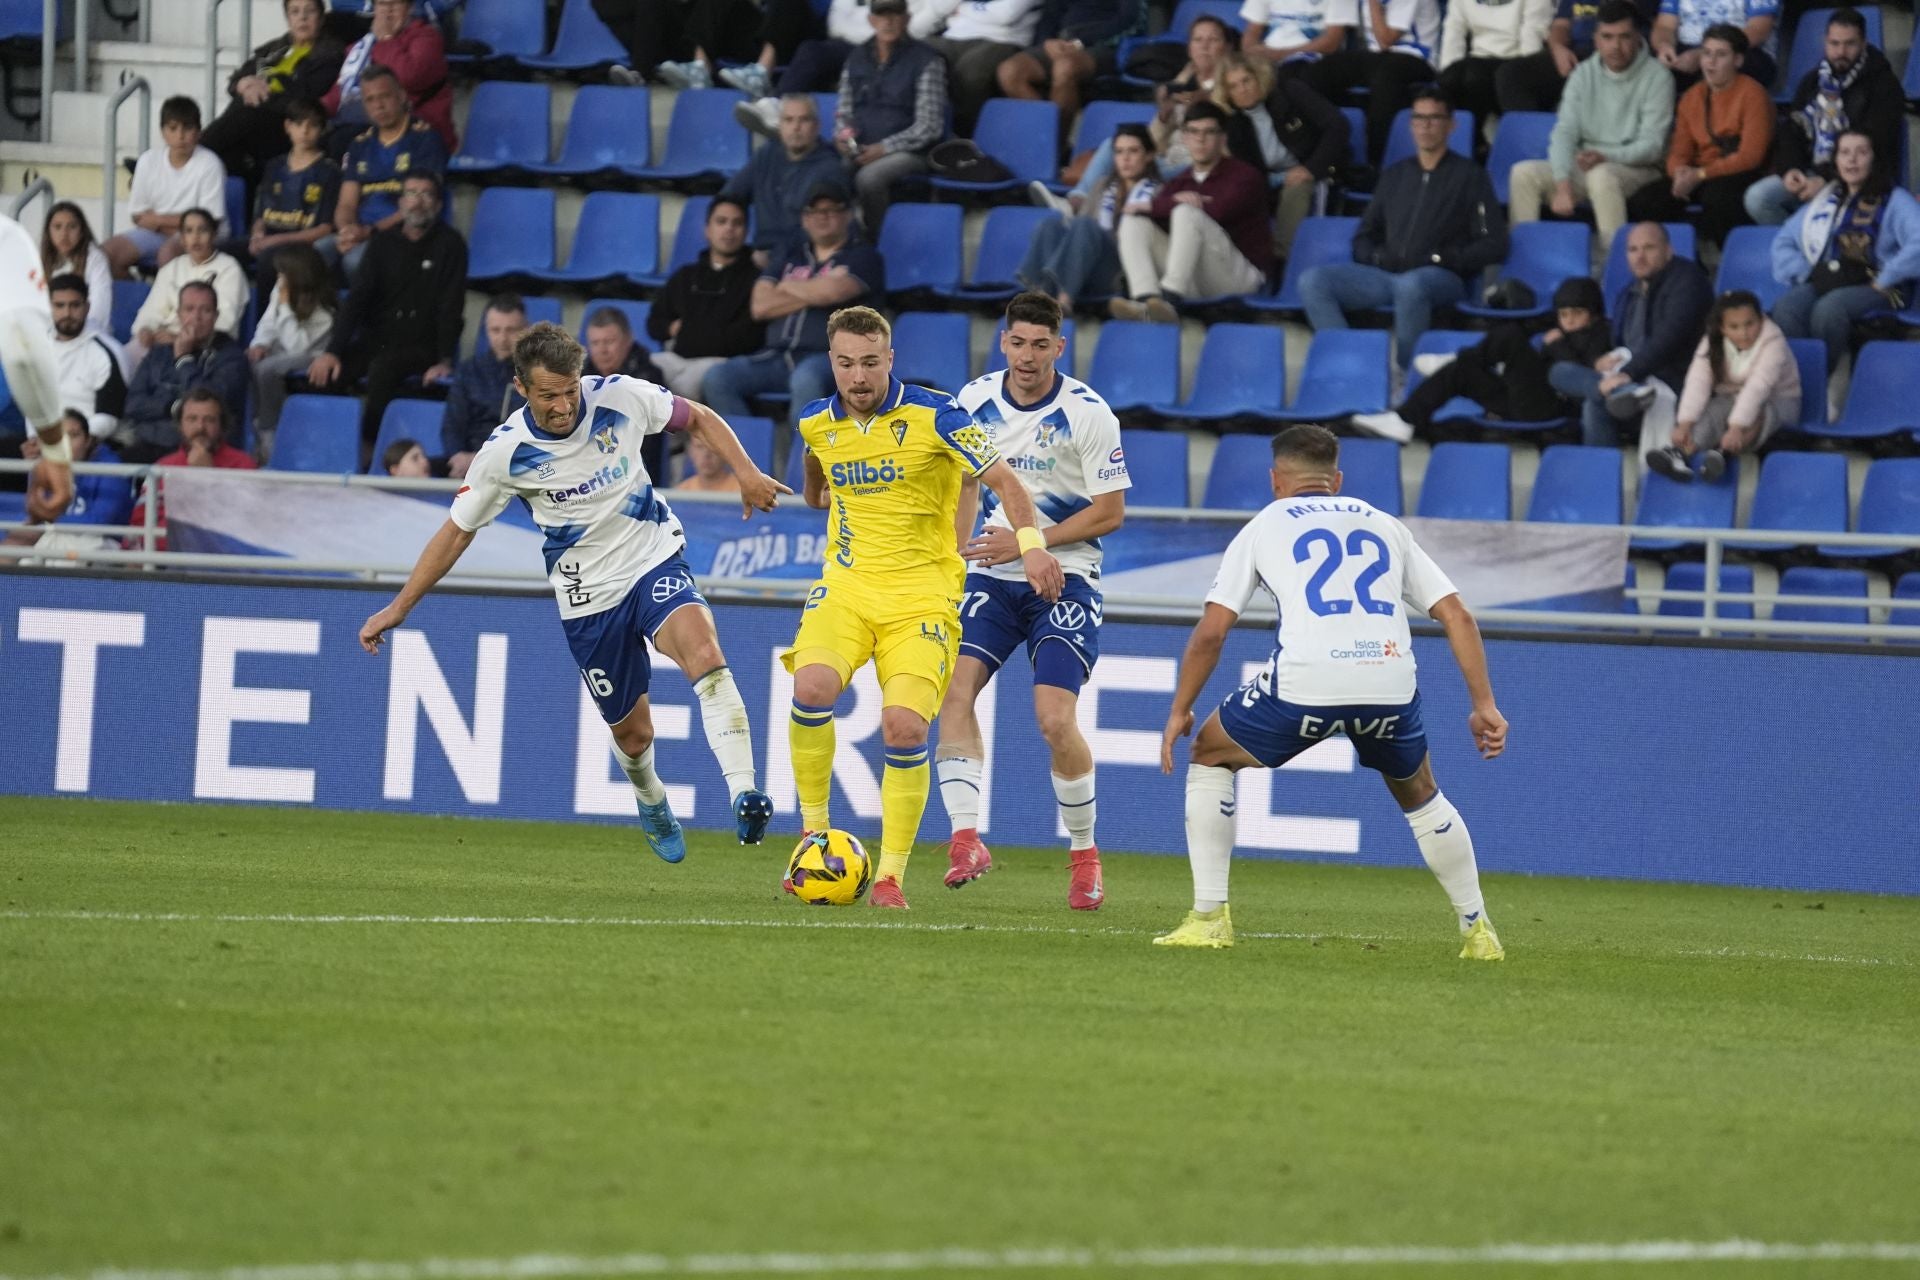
top-left (9, 1239), bottom-right (1920, 1280)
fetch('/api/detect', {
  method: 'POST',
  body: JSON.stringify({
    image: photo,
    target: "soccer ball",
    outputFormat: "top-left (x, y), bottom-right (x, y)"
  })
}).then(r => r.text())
top-left (786, 830), bottom-right (873, 905)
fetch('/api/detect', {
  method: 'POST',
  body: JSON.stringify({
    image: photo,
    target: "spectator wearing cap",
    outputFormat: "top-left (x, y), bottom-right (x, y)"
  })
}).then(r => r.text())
top-left (1624, 24), bottom-right (1770, 248)
top-left (722, 93), bottom-right (846, 264)
top-left (834, 0), bottom-right (950, 232)
top-left (702, 181), bottom-right (885, 471)
top-left (647, 197), bottom-right (766, 401)
top-left (1300, 87), bottom-right (1506, 371)
top-left (441, 294), bottom-right (530, 480)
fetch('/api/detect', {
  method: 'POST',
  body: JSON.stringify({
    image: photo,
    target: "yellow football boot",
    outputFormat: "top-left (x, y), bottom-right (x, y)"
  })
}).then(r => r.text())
top-left (1153, 906), bottom-right (1234, 949)
top-left (1459, 916), bottom-right (1505, 961)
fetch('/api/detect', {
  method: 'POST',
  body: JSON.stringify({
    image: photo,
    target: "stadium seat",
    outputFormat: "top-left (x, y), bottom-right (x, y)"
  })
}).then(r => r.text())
top-left (0, 0), bottom-right (67, 41)
top-left (578, 298), bottom-right (657, 352)
top-left (1084, 320), bottom-right (1177, 413)
top-left (931, 100), bottom-right (1057, 196)
top-left (1116, 429), bottom-right (1188, 506)
top-left (1714, 225), bottom-right (1788, 313)
top-left (1335, 436), bottom-right (1404, 515)
top-left (984, 316), bottom-right (1078, 376)
top-left (270, 395), bottom-right (360, 473)
top-left (1659, 562), bottom-right (1756, 620)
top-left (1150, 323), bottom-right (1286, 422)
top-left (626, 89), bottom-right (749, 184)
top-left (714, 415), bottom-right (775, 477)
top-left (876, 203), bottom-right (963, 300)
top-left (1253, 216), bottom-right (1358, 313)
top-left (1772, 566), bottom-right (1871, 629)
top-left (518, 0), bottom-right (626, 73)
top-left (466, 187), bottom-right (555, 289)
top-left (643, 195), bottom-right (719, 288)
top-left (1273, 329), bottom-right (1390, 421)
top-left (1340, 106), bottom-right (1368, 170)
top-left (1068, 101), bottom-right (1157, 166)
top-left (449, 82), bottom-right (550, 178)
top-left (1779, 7), bottom-right (1883, 102)
top-left (1890, 573), bottom-right (1920, 628)
top-left (1601, 222), bottom-right (1696, 303)
top-left (1115, 1), bottom-right (1244, 86)
top-left (1201, 435), bottom-right (1280, 510)
top-left (1487, 112), bottom-right (1555, 205)
top-left (1820, 458), bottom-right (1920, 559)
top-left (1380, 107), bottom-right (1474, 169)
top-left (942, 206), bottom-right (1057, 304)
top-left (1417, 442), bottom-right (1511, 520)
top-left (891, 312), bottom-right (972, 394)
top-left (1527, 445), bottom-right (1623, 524)
top-left (527, 86), bottom-right (652, 181)
top-left (1455, 222), bottom-right (1589, 320)
top-left (1815, 342), bottom-right (1917, 440)
top-left (1631, 455), bottom-right (1740, 551)
top-left (110, 279), bottom-right (149, 343)
top-left (224, 176), bottom-right (247, 244)
top-left (1402, 330), bottom-right (1486, 425)
top-left (1907, 38), bottom-right (1920, 104)
top-left (1744, 451), bottom-right (1848, 553)
top-left (531, 192), bottom-right (659, 290)
top-left (368, 399), bottom-right (445, 473)
top-left (1787, 338), bottom-right (1828, 431)
top-left (445, 0), bottom-right (547, 70)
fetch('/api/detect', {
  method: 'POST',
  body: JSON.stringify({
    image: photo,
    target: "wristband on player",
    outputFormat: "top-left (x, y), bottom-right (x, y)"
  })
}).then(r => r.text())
top-left (1015, 526), bottom-right (1046, 555)
top-left (34, 428), bottom-right (72, 466)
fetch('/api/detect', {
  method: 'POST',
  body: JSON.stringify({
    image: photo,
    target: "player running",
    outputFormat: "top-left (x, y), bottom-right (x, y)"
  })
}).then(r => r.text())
top-left (359, 323), bottom-right (789, 861)
top-left (0, 214), bottom-right (75, 526)
top-left (786, 306), bottom-right (1064, 909)
top-left (935, 292), bottom-right (1129, 910)
top-left (1156, 425), bottom-right (1510, 958)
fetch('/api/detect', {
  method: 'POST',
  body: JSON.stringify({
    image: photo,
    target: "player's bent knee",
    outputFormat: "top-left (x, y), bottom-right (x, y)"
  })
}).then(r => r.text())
top-left (879, 704), bottom-right (931, 749)
top-left (610, 710), bottom-right (655, 758)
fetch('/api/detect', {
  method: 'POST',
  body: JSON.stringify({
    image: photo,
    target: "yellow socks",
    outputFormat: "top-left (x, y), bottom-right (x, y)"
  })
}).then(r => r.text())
top-left (879, 746), bottom-right (930, 882)
top-left (788, 699), bottom-right (835, 832)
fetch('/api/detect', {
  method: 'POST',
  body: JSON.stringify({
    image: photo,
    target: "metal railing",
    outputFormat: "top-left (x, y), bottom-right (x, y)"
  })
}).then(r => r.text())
top-left (205, 0), bottom-right (252, 134)
top-left (37, 0), bottom-right (89, 136)
top-left (8, 175), bottom-right (54, 223)
top-left (100, 75), bottom-right (149, 237)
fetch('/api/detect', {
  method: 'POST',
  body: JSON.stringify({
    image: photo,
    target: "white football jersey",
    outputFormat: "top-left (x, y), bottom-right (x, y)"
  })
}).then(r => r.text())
top-left (0, 214), bottom-right (50, 319)
top-left (1207, 494), bottom-right (1458, 706)
top-left (958, 370), bottom-right (1130, 584)
top-left (450, 374), bottom-right (685, 621)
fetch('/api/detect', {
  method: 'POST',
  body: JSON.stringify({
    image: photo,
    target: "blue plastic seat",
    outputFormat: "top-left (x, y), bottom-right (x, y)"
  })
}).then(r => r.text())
top-left (1527, 445), bottom-right (1622, 524)
top-left (1070, 101), bottom-right (1158, 160)
top-left (577, 298), bottom-right (657, 352)
top-left (1631, 456), bottom-right (1740, 551)
top-left (446, 0), bottom-right (547, 68)
top-left (891, 312), bottom-right (973, 394)
top-left (1202, 435), bottom-right (1280, 510)
top-left (532, 192), bottom-right (659, 289)
top-left (269, 395), bottom-right (361, 473)
top-left (1787, 338), bottom-right (1828, 430)
top-left (1402, 330), bottom-right (1486, 424)
top-left (1336, 437), bottom-right (1405, 515)
top-left (368, 399), bottom-right (445, 473)
top-left (1815, 341), bottom-right (1916, 440)
top-left (1772, 566), bottom-right (1871, 629)
top-left (1821, 457), bottom-right (1920, 558)
top-left (449, 82), bottom-right (550, 178)
top-left (984, 317), bottom-right (1078, 376)
top-left (1660, 562), bottom-right (1756, 619)
top-left (932, 100), bottom-right (1057, 195)
top-left (642, 195), bottom-right (716, 288)
top-left (223, 175), bottom-right (247, 241)
top-left (876, 203), bottom-right (963, 299)
top-left (1274, 329), bottom-right (1390, 421)
top-left (0, 0), bottom-right (67, 40)
top-left (1150, 323), bottom-right (1286, 422)
top-left (466, 187), bottom-right (555, 287)
top-left (1779, 7), bottom-right (1883, 101)
top-left (1417, 442), bottom-right (1511, 520)
top-left (1907, 37), bottom-right (1920, 102)
top-left (1455, 222), bottom-right (1590, 320)
top-left (713, 415), bottom-right (776, 477)
top-left (528, 86), bottom-right (651, 180)
top-left (1714, 225), bottom-right (1788, 312)
top-left (473, 295), bottom-right (560, 356)
top-left (1254, 216), bottom-right (1358, 313)
top-left (626, 89), bottom-right (749, 183)
top-left (1890, 573), bottom-right (1920, 628)
top-left (1488, 112), bottom-right (1555, 205)
top-left (1380, 107), bottom-right (1474, 169)
top-left (942, 206), bottom-right (1057, 303)
top-left (111, 280), bottom-right (149, 343)
top-left (1085, 320), bottom-right (1178, 413)
top-left (1341, 106), bottom-right (1368, 170)
top-left (1745, 451), bottom-right (1848, 553)
top-left (519, 0), bottom-right (626, 72)
top-left (1601, 222), bottom-right (1696, 303)
top-left (1116, 1), bottom-right (1245, 86)
top-left (1116, 429), bottom-right (1189, 506)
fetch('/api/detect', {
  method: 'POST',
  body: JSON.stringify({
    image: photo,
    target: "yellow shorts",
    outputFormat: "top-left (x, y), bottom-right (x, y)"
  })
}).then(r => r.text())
top-left (781, 576), bottom-right (962, 721)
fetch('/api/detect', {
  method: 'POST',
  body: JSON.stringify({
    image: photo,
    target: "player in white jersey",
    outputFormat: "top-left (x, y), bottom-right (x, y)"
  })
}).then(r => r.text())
top-left (359, 323), bottom-right (791, 861)
top-left (1156, 425), bottom-right (1510, 957)
top-left (934, 293), bottom-right (1130, 910)
top-left (0, 214), bottom-right (75, 526)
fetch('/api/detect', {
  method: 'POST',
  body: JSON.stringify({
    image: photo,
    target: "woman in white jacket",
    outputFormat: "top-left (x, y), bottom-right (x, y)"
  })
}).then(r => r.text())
top-left (39, 202), bottom-right (115, 339)
top-left (247, 243), bottom-right (335, 461)
top-left (126, 206), bottom-right (248, 367)
top-left (1437, 0), bottom-right (1555, 142)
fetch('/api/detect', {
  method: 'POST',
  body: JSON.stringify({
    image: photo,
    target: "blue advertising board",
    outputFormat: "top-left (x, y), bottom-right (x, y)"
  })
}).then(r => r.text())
top-left (0, 573), bottom-right (1913, 895)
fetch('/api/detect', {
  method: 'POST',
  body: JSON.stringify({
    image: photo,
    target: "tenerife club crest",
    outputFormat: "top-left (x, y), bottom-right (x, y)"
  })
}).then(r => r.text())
top-left (592, 423), bottom-right (619, 454)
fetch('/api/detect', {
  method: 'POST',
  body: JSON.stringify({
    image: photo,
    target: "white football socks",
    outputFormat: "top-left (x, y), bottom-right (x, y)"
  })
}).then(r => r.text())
top-left (613, 742), bottom-right (669, 806)
top-left (935, 752), bottom-right (983, 833)
top-left (1052, 770), bottom-right (1096, 851)
top-left (1184, 762), bottom-right (1236, 912)
top-left (1405, 791), bottom-right (1487, 931)
top-left (692, 666), bottom-right (756, 800)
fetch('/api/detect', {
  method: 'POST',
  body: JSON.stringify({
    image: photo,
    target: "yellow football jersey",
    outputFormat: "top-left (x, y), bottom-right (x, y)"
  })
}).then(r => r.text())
top-left (798, 377), bottom-right (1000, 592)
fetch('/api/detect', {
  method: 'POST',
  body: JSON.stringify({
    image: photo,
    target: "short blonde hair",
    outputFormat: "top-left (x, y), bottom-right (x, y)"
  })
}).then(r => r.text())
top-left (1212, 53), bottom-right (1273, 110)
top-left (826, 305), bottom-right (891, 346)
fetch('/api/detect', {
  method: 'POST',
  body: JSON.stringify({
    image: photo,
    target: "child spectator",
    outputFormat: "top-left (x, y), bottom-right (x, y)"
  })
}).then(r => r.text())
top-left (246, 98), bottom-right (340, 299)
top-left (103, 96), bottom-right (229, 277)
top-left (1647, 289), bottom-right (1799, 482)
top-left (383, 437), bottom-right (431, 478)
top-left (248, 244), bottom-right (336, 460)
top-left (39, 202), bottom-right (114, 338)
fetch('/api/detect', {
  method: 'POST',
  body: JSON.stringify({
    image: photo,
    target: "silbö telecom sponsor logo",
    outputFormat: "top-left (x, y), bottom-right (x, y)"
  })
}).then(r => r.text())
top-left (547, 456), bottom-right (630, 503)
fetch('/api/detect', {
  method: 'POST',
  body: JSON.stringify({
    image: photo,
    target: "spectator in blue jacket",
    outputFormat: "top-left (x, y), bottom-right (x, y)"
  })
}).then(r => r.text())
top-left (442, 294), bottom-right (528, 479)
top-left (835, 0), bottom-right (950, 232)
top-left (117, 281), bottom-right (250, 463)
top-left (722, 94), bottom-right (846, 264)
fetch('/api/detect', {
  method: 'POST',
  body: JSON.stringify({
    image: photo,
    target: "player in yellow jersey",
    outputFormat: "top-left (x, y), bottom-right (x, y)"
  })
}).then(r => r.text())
top-left (783, 306), bottom-right (1065, 909)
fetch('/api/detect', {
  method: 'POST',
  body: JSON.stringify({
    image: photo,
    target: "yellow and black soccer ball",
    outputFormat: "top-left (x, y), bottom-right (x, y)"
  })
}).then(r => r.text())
top-left (786, 830), bottom-right (873, 906)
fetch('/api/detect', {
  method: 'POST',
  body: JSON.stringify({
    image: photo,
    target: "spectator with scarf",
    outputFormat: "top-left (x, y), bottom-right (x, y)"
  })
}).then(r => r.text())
top-left (321, 0), bottom-right (455, 151)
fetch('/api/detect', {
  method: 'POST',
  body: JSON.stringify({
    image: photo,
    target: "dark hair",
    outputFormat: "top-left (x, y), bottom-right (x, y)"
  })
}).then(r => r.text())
top-left (179, 206), bottom-right (218, 237)
top-left (60, 408), bottom-right (90, 436)
top-left (584, 305), bottom-right (632, 335)
top-left (282, 96), bottom-right (327, 127)
top-left (1271, 424), bottom-right (1340, 469)
top-left (284, 0), bottom-right (328, 11)
top-left (1826, 6), bottom-right (1867, 37)
top-left (1004, 291), bottom-right (1063, 334)
top-left (1187, 14), bottom-right (1233, 44)
top-left (1113, 122), bottom-right (1155, 154)
top-left (359, 64), bottom-right (402, 91)
top-left (382, 437), bottom-right (424, 472)
top-left (513, 322), bottom-right (586, 383)
top-left (272, 244), bottom-right (334, 321)
top-left (159, 95), bottom-right (202, 131)
top-left (1595, 0), bottom-right (1641, 27)
top-left (708, 195), bottom-right (750, 223)
top-left (401, 171), bottom-right (443, 201)
top-left (177, 385), bottom-right (230, 428)
top-left (1183, 100), bottom-right (1228, 128)
top-left (1705, 289), bottom-right (1763, 383)
top-left (485, 291), bottom-right (527, 319)
top-left (47, 273), bottom-right (87, 300)
top-left (1701, 23), bottom-right (1747, 55)
top-left (177, 279), bottom-right (219, 312)
top-left (1833, 127), bottom-right (1891, 195)
top-left (1409, 83), bottom-right (1452, 114)
top-left (39, 200), bottom-right (98, 280)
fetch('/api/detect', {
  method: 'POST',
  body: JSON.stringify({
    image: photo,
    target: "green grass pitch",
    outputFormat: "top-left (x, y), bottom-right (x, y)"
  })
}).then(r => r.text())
top-left (4, 797), bottom-right (1918, 1279)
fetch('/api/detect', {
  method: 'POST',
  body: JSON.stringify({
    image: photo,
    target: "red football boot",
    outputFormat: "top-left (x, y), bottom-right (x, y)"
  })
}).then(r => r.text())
top-left (1068, 848), bottom-right (1105, 911)
top-left (869, 875), bottom-right (909, 909)
top-left (943, 829), bottom-right (994, 888)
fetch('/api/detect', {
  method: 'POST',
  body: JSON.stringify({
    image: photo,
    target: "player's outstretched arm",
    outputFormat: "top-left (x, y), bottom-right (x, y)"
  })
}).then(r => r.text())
top-left (683, 400), bottom-right (792, 518)
top-left (1161, 602), bottom-right (1239, 773)
top-left (1428, 593), bottom-right (1508, 760)
top-left (0, 307), bottom-right (75, 523)
top-left (360, 518), bottom-right (478, 654)
top-left (965, 490), bottom-right (1123, 567)
top-left (977, 459), bottom-right (1065, 602)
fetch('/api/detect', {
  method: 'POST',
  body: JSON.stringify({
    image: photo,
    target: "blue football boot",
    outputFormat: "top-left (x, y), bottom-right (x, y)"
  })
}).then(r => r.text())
top-left (636, 796), bottom-right (687, 863)
top-left (734, 788), bottom-right (774, 845)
